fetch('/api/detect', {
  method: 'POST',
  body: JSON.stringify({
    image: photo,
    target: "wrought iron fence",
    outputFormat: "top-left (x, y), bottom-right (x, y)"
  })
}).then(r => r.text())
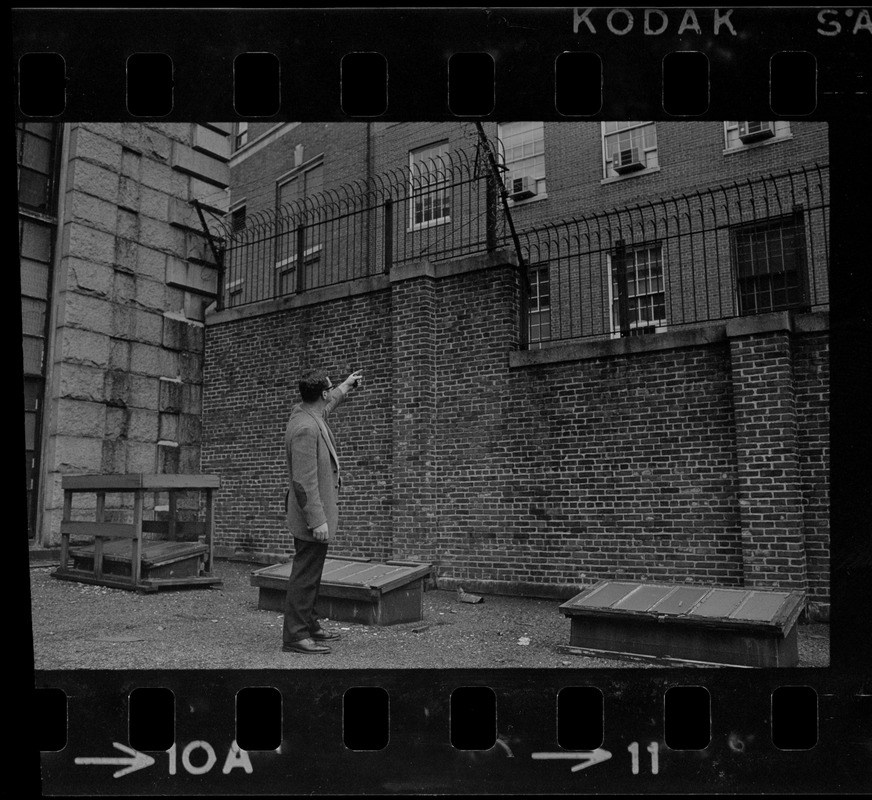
top-left (212, 146), bottom-right (501, 309)
top-left (210, 155), bottom-right (829, 352)
top-left (517, 164), bottom-right (829, 348)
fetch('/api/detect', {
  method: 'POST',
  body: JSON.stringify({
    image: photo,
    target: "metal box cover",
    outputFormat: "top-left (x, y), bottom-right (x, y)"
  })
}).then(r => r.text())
top-left (560, 580), bottom-right (805, 635)
top-left (251, 557), bottom-right (432, 598)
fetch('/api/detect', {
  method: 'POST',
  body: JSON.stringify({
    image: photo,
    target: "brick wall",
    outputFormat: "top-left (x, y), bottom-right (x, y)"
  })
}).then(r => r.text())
top-left (203, 251), bottom-right (829, 616)
top-left (231, 122), bottom-right (368, 217)
top-left (793, 332), bottom-right (830, 613)
top-left (202, 289), bottom-right (394, 559)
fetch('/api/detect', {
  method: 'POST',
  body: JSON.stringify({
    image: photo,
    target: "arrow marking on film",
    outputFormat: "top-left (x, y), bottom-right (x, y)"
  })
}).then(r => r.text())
top-left (531, 748), bottom-right (612, 772)
top-left (74, 742), bottom-right (156, 778)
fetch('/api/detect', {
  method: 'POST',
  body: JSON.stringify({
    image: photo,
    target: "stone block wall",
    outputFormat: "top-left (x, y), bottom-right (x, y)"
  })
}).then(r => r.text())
top-left (36, 123), bottom-right (230, 542)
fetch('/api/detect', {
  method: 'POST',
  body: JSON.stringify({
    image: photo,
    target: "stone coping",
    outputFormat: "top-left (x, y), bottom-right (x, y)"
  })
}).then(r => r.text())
top-left (510, 310), bottom-right (829, 368)
top-left (205, 248), bottom-right (519, 325)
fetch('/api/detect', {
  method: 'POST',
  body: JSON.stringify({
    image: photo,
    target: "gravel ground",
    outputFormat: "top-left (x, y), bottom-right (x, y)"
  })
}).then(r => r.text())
top-left (30, 559), bottom-right (829, 670)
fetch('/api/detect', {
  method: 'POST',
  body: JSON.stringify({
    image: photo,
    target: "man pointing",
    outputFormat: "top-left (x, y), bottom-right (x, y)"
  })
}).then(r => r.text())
top-left (282, 369), bottom-right (363, 655)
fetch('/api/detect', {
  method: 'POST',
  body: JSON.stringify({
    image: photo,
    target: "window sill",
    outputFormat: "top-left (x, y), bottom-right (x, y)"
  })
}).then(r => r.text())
top-left (225, 278), bottom-right (244, 295)
top-left (408, 217), bottom-right (451, 233)
top-left (600, 166), bottom-right (661, 185)
top-left (723, 134), bottom-right (793, 156)
top-left (274, 244), bottom-right (324, 269)
top-left (508, 193), bottom-right (548, 208)
top-left (609, 324), bottom-right (668, 339)
top-left (510, 310), bottom-right (829, 368)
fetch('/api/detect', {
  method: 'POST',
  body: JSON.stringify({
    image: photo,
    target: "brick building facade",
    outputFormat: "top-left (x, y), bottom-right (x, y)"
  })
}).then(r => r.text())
top-left (20, 122), bottom-right (230, 545)
top-left (203, 121), bottom-right (830, 619)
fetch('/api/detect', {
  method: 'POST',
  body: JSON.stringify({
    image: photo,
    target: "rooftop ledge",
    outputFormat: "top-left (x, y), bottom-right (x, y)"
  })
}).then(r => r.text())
top-left (510, 310), bottom-right (829, 368)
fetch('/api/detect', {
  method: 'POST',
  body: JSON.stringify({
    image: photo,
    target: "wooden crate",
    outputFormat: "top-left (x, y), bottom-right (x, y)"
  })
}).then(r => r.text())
top-left (70, 540), bottom-right (207, 580)
top-left (559, 580), bottom-right (806, 668)
top-left (52, 473), bottom-right (222, 593)
top-left (251, 557), bottom-right (432, 626)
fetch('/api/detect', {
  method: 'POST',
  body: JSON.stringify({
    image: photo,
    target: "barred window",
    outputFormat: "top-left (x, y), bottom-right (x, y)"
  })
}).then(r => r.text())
top-left (275, 161), bottom-right (326, 294)
top-left (498, 122), bottom-right (546, 199)
top-left (230, 205), bottom-right (247, 232)
top-left (732, 215), bottom-right (807, 315)
top-left (724, 121), bottom-right (791, 150)
top-left (409, 142), bottom-right (450, 229)
top-left (528, 265), bottom-right (551, 346)
top-left (234, 122), bottom-right (249, 150)
top-left (277, 161), bottom-right (324, 211)
top-left (611, 243), bottom-right (666, 336)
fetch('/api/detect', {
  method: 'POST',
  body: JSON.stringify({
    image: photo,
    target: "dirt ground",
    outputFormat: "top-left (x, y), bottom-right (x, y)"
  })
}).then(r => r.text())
top-left (29, 559), bottom-right (829, 670)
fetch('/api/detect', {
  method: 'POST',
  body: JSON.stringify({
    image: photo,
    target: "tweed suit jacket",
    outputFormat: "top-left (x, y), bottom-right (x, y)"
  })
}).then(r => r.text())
top-left (284, 387), bottom-right (347, 542)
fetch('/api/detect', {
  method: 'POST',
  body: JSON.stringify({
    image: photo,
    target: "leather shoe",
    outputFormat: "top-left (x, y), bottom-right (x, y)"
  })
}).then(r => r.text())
top-left (310, 628), bottom-right (341, 641)
top-left (282, 637), bottom-right (331, 654)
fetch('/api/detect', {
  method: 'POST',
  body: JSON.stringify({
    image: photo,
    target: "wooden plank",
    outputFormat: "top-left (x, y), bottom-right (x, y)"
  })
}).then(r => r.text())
top-left (140, 474), bottom-right (221, 490)
top-left (204, 487), bottom-right (214, 573)
top-left (142, 520), bottom-right (208, 537)
top-left (62, 474), bottom-right (146, 490)
top-left (369, 564), bottom-right (433, 593)
top-left (558, 645), bottom-right (757, 669)
top-left (321, 559), bottom-right (373, 580)
top-left (250, 569), bottom-right (377, 601)
top-left (771, 593), bottom-right (806, 631)
top-left (689, 589), bottom-right (748, 619)
top-left (319, 582), bottom-right (379, 601)
top-left (61, 473), bottom-right (221, 491)
top-left (318, 562), bottom-right (379, 582)
top-left (328, 564), bottom-right (399, 585)
top-left (60, 521), bottom-right (138, 539)
top-left (60, 491), bottom-right (73, 570)
top-left (168, 491), bottom-right (178, 541)
top-left (51, 568), bottom-right (138, 591)
top-left (614, 584), bottom-right (673, 612)
top-left (131, 490), bottom-right (143, 586)
top-left (730, 591), bottom-right (790, 622)
top-left (93, 492), bottom-right (106, 579)
top-left (252, 562), bottom-right (293, 580)
top-left (138, 576), bottom-right (223, 589)
top-left (562, 581), bottom-right (639, 610)
top-left (328, 555), bottom-right (374, 564)
top-left (649, 586), bottom-right (709, 616)
top-left (71, 539), bottom-right (133, 559)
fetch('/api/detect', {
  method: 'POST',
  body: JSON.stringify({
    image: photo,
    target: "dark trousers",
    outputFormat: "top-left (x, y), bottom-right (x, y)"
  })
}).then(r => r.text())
top-left (283, 538), bottom-right (329, 644)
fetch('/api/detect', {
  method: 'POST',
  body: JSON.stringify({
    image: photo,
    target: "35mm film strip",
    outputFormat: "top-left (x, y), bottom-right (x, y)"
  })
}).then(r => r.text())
top-left (16, 6), bottom-right (872, 796)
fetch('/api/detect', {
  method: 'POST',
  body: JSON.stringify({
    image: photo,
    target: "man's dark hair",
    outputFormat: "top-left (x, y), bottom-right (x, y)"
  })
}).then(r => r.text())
top-left (299, 370), bottom-right (331, 402)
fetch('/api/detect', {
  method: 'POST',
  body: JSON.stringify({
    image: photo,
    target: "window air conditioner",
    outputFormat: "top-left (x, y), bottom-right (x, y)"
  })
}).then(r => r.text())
top-left (509, 175), bottom-right (537, 200)
top-left (738, 121), bottom-right (775, 143)
top-left (613, 147), bottom-right (645, 174)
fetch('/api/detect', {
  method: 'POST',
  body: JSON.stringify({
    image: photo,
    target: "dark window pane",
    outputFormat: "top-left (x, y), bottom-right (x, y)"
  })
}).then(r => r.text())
top-left (19, 168), bottom-right (51, 210)
top-left (23, 134), bottom-right (53, 172)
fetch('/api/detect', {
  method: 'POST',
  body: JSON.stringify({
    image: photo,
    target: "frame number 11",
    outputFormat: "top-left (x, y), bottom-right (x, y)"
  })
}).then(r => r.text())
top-left (627, 741), bottom-right (660, 775)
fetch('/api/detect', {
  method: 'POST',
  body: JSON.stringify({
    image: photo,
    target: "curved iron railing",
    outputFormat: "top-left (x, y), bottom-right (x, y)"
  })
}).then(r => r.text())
top-left (214, 154), bottom-right (829, 352)
top-left (515, 163), bottom-right (829, 346)
top-left (216, 146), bottom-right (502, 308)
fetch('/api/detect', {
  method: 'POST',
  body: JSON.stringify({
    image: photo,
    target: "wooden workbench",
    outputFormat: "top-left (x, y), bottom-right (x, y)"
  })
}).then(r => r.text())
top-left (52, 473), bottom-right (222, 593)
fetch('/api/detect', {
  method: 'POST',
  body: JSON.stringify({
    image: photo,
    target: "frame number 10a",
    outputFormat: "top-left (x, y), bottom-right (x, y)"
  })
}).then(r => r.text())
top-left (628, 741), bottom-right (660, 775)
